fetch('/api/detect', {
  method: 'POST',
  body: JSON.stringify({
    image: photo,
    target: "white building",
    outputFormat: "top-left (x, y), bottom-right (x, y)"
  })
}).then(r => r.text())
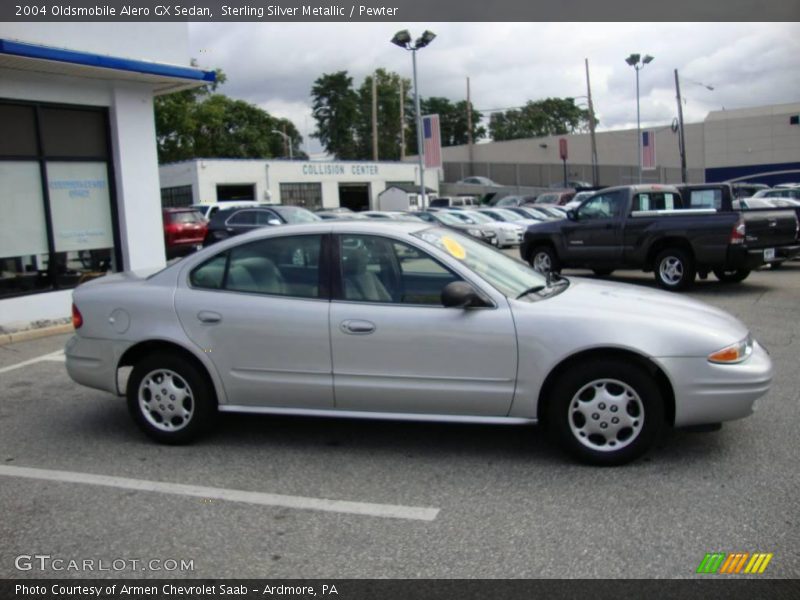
top-left (159, 159), bottom-right (440, 212)
top-left (0, 24), bottom-right (212, 331)
top-left (441, 102), bottom-right (800, 187)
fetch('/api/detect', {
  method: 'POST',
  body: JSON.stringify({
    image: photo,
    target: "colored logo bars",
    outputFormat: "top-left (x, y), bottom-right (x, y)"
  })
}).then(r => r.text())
top-left (696, 552), bottom-right (773, 574)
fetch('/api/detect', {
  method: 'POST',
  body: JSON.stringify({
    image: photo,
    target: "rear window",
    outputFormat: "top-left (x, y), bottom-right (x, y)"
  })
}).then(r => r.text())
top-left (167, 210), bottom-right (204, 224)
top-left (632, 192), bottom-right (680, 211)
top-left (686, 189), bottom-right (722, 210)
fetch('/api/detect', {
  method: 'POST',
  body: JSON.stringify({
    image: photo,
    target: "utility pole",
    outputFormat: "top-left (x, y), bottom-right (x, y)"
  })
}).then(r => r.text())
top-left (585, 59), bottom-right (599, 186)
top-left (467, 76), bottom-right (474, 175)
top-left (674, 69), bottom-right (688, 183)
top-left (399, 80), bottom-right (405, 160)
top-left (371, 73), bottom-right (378, 161)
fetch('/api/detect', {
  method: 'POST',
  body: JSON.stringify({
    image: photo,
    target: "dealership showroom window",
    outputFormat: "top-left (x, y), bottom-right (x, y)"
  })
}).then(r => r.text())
top-left (0, 101), bottom-right (119, 299)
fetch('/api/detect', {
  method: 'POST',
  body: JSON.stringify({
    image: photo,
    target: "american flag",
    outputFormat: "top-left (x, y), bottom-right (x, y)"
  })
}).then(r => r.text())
top-left (642, 129), bottom-right (656, 170)
top-left (422, 114), bottom-right (442, 169)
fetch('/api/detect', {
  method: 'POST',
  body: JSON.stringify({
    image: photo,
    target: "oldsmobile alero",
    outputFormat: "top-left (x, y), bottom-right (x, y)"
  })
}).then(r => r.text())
top-left (65, 221), bottom-right (772, 465)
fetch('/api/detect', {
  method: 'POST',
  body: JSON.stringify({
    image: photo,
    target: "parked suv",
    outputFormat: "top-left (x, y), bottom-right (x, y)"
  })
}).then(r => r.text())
top-left (162, 208), bottom-right (207, 259)
top-left (204, 205), bottom-right (321, 246)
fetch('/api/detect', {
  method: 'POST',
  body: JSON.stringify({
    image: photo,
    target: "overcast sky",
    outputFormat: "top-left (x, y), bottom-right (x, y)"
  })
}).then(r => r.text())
top-left (189, 22), bottom-right (799, 156)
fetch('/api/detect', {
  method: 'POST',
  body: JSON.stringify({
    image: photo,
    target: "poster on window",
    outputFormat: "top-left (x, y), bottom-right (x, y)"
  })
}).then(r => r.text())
top-left (46, 162), bottom-right (114, 252)
top-left (0, 162), bottom-right (49, 260)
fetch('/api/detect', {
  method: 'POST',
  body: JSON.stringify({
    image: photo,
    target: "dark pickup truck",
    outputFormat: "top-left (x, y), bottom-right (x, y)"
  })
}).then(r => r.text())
top-left (520, 184), bottom-right (799, 290)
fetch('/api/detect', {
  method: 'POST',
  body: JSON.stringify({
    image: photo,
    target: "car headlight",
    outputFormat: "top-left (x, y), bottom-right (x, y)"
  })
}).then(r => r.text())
top-left (708, 335), bottom-right (753, 364)
top-left (467, 228), bottom-right (481, 236)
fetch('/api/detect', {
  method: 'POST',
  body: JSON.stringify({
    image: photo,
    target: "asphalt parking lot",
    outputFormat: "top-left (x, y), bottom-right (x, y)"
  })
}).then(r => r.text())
top-left (1, 260), bottom-right (799, 580)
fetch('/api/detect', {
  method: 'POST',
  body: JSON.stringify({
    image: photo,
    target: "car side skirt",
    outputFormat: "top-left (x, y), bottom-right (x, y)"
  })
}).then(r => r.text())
top-left (218, 405), bottom-right (537, 426)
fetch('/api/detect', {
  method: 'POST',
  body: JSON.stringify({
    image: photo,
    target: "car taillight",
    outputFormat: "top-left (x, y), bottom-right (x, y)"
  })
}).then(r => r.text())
top-left (730, 217), bottom-right (746, 245)
top-left (164, 223), bottom-right (179, 245)
top-left (72, 303), bottom-right (83, 329)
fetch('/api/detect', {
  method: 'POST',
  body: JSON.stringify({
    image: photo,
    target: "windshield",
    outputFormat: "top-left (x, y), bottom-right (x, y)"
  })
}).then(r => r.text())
top-left (274, 207), bottom-right (322, 224)
top-left (463, 211), bottom-right (494, 224)
top-left (493, 209), bottom-right (525, 222)
top-left (449, 212), bottom-right (477, 224)
top-left (414, 228), bottom-right (550, 299)
top-left (433, 211), bottom-right (463, 225)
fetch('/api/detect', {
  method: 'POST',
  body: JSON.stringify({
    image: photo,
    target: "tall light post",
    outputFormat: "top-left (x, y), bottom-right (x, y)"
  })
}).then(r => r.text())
top-left (674, 71), bottom-right (713, 183)
top-left (391, 29), bottom-right (436, 208)
top-left (271, 129), bottom-right (293, 160)
top-left (625, 53), bottom-right (653, 183)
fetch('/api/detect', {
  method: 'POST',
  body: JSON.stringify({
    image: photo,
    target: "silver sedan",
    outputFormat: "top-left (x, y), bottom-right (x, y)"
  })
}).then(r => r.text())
top-left (65, 221), bottom-right (772, 465)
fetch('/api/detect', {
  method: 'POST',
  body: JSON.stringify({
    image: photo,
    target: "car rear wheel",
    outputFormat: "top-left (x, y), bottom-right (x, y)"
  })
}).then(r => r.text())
top-left (654, 248), bottom-right (695, 291)
top-left (127, 353), bottom-right (216, 444)
top-left (530, 246), bottom-right (560, 275)
top-left (713, 268), bottom-right (751, 283)
top-left (548, 360), bottom-right (664, 466)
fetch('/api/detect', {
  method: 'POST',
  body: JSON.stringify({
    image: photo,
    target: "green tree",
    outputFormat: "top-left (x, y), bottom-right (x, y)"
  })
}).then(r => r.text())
top-left (154, 68), bottom-right (305, 163)
top-left (354, 69), bottom-right (412, 161)
top-left (310, 71), bottom-right (360, 159)
top-left (405, 97), bottom-right (485, 154)
top-left (488, 98), bottom-right (595, 141)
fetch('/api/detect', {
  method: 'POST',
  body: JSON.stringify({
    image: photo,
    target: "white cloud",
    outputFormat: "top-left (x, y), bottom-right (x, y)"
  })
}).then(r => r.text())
top-left (189, 22), bottom-right (800, 154)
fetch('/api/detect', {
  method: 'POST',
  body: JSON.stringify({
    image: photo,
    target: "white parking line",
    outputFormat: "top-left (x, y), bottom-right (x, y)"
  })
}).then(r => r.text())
top-left (0, 350), bottom-right (64, 374)
top-left (0, 465), bottom-right (440, 522)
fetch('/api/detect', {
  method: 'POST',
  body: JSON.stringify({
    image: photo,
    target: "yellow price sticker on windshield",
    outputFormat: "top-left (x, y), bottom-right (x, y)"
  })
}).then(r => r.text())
top-left (442, 236), bottom-right (466, 260)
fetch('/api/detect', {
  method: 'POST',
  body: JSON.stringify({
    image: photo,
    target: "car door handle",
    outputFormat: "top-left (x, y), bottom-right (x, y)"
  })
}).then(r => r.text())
top-left (197, 310), bottom-right (222, 324)
top-left (340, 319), bottom-right (376, 335)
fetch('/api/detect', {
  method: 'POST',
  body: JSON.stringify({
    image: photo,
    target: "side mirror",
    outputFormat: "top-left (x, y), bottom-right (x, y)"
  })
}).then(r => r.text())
top-left (267, 218), bottom-right (282, 226)
top-left (566, 209), bottom-right (577, 221)
top-left (441, 281), bottom-right (485, 308)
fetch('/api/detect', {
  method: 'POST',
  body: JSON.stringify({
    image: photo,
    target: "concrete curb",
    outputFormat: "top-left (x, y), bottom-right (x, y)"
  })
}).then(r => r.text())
top-left (0, 324), bottom-right (74, 347)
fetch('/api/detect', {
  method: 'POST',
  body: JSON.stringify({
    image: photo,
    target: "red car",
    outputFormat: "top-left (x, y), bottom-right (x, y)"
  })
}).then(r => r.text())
top-left (162, 208), bottom-right (207, 259)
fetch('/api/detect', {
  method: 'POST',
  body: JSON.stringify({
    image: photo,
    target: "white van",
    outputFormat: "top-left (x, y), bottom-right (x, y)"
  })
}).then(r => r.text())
top-left (428, 196), bottom-right (481, 209)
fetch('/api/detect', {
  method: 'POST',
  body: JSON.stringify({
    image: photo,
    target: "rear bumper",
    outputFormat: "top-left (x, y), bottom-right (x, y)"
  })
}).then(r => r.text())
top-left (65, 335), bottom-right (126, 396)
top-left (727, 244), bottom-right (800, 269)
top-left (655, 341), bottom-right (773, 427)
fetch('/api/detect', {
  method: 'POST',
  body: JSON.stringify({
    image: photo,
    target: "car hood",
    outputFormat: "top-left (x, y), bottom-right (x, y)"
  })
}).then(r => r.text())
top-left (511, 277), bottom-right (749, 358)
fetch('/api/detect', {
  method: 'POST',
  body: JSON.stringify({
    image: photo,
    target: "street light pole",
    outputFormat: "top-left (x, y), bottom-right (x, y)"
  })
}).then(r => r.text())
top-left (674, 69), bottom-right (688, 184)
top-left (271, 129), bottom-right (293, 160)
top-left (625, 53), bottom-right (653, 184)
top-left (411, 48), bottom-right (425, 207)
top-left (392, 29), bottom-right (436, 209)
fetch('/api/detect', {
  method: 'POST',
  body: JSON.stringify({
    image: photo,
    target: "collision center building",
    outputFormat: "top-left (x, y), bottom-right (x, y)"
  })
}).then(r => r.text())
top-left (159, 159), bottom-right (440, 212)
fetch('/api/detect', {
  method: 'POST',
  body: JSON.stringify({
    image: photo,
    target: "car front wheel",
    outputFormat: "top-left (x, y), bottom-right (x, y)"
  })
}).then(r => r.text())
top-left (530, 246), bottom-right (560, 275)
top-left (654, 248), bottom-right (695, 291)
top-left (127, 353), bottom-right (216, 444)
top-left (548, 360), bottom-right (664, 465)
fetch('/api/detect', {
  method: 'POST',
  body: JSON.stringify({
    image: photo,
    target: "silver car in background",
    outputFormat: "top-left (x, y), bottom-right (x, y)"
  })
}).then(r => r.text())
top-left (66, 221), bottom-right (772, 465)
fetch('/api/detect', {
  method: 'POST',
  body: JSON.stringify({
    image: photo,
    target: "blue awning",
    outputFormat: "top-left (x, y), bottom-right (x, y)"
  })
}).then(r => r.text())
top-left (0, 38), bottom-right (216, 94)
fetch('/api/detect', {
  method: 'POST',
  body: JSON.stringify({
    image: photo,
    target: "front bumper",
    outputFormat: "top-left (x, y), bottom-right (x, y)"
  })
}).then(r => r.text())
top-left (655, 341), bottom-right (773, 427)
top-left (497, 229), bottom-right (523, 246)
top-left (65, 335), bottom-right (126, 396)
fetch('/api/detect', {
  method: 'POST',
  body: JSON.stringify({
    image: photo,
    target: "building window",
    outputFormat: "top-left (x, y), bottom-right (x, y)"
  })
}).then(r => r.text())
top-left (0, 101), bottom-right (118, 299)
top-left (217, 184), bottom-right (255, 202)
top-left (161, 185), bottom-right (193, 208)
top-left (279, 183), bottom-right (322, 209)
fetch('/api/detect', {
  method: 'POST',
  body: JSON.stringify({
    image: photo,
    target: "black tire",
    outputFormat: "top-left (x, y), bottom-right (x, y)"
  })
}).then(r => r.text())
top-left (653, 248), bottom-right (696, 291)
top-left (126, 352), bottom-right (216, 444)
top-left (592, 268), bottom-right (614, 276)
top-left (548, 359), bottom-right (664, 466)
top-left (713, 268), bottom-right (751, 283)
top-left (529, 245), bottom-right (561, 275)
